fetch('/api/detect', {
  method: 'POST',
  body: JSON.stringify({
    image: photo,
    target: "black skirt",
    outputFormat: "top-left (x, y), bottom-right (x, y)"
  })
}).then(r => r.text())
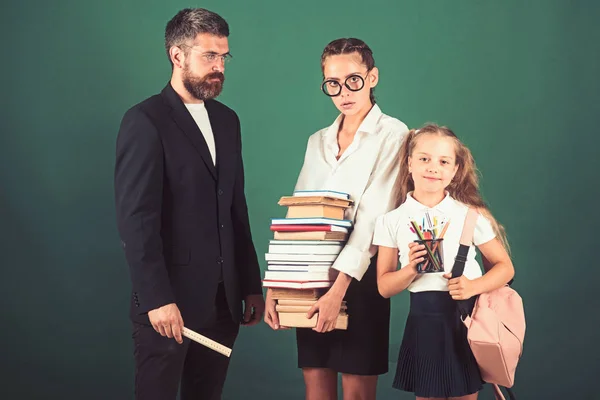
top-left (296, 255), bottom-right (390, 375)
top-left (393, 290), bottom-right (483, 397)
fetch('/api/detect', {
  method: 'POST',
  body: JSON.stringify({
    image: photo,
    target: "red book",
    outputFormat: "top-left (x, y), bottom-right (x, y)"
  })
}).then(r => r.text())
top-left (270, 224), bottom-right (348, 232)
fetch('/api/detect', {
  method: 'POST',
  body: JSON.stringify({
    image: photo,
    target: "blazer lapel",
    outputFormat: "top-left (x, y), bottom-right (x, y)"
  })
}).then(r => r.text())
top-left (161, 84), bottom-right (217, 181)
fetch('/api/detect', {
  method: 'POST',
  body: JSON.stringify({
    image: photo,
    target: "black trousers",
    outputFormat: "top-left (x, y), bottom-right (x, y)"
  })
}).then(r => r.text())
top-left (131, 283), bottom-right (239, 400)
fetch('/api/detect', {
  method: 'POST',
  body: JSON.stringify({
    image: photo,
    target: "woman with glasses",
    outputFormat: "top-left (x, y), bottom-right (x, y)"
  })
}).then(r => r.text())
top-left (264, 38), bottom-right (409, 400)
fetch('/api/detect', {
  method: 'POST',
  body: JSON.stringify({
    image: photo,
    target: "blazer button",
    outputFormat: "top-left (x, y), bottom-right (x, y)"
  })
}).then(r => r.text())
top-left (218, 189), bottom-right (224, 196)
top-left (220, 224), bottom-right (224, 228)
top-left (217, 257), bottom-right (224, 264)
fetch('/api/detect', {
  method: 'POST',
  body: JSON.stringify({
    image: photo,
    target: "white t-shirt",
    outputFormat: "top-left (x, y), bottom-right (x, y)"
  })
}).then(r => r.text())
top-left (372, 192), bottom-right (496, 292)
top-left (294, 104), bottom-right (409, 280)
top-left (185, 102), bottom-right (216, 165)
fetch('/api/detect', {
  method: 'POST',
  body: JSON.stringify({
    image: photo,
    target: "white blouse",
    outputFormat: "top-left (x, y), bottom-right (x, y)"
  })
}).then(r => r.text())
top-left (294, 104), bottom-right (409, 280)
top-left (372, 192), bottom-right (497, 292)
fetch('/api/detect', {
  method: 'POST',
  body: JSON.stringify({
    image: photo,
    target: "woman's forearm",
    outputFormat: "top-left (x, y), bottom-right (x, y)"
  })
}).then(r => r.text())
top-left (328, 271), bottom-right (353, 299)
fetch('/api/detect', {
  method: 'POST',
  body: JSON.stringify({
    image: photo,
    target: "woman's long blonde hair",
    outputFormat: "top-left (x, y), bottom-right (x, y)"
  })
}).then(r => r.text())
top-left (397, 123), bottom-right (510, 254)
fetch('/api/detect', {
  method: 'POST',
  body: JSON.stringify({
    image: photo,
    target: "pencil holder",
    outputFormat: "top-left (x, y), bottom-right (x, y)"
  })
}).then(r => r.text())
top-left (414, 239), bottom-right (444, 273)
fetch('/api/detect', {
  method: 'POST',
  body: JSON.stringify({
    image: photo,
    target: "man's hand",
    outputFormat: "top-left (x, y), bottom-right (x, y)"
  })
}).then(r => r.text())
top-left (148, 303), bottom-right (184, 344)
top-left (242, 294), bottom-right (265, 326)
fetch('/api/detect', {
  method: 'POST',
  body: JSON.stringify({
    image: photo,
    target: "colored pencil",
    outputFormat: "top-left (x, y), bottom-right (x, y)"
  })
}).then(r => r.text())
top-left (410, 220), bottom-right (441, 271)
top-left (421, 220), bottom-right (451, 271)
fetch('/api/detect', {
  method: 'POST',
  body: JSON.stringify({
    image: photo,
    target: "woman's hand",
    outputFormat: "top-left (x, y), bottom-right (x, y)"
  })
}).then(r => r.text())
top-left (263, 288), bottom-right (289, 330)
top-left (306, 291), bottom-right (344, 333)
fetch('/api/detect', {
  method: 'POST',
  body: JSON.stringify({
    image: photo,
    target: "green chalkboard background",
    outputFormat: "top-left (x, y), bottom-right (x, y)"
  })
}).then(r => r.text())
top-left (1, 0), bottom-right (598, 398)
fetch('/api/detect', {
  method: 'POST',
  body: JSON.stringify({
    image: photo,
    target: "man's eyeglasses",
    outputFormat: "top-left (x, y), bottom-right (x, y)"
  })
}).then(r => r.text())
top-left (321, 71), bottom-right (370, 97)
top-left (179, 45), bottom-right (232, 64)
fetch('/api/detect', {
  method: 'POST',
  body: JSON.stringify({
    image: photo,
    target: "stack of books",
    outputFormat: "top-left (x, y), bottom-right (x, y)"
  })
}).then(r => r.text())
top-left (262, 190), bottom-right (353, 330)
top-left (270, 288), bottom-right (348, 330)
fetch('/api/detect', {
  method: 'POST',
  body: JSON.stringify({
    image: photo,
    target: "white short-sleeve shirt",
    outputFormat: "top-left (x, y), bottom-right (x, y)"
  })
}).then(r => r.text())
top-left (294, 104), bottom-right (409, 280)
top-left (372, 192), bottom-right (496, 292)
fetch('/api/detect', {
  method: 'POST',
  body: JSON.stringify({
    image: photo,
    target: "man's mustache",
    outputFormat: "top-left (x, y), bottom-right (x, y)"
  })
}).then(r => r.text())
top-left (204, 72), bottom-right (224, 82)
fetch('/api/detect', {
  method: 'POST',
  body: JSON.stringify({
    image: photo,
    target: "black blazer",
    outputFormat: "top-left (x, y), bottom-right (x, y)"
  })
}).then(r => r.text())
top-left (114, 83), bottom-right (262, 329)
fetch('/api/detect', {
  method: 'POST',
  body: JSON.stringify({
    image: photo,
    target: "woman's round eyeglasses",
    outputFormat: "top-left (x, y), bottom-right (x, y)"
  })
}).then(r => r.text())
top-left (321, 72), bottom-right (370, 97)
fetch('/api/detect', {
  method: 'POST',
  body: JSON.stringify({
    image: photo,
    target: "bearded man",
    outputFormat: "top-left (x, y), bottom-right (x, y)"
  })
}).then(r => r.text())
top-left (113, 8), bottom-right (264, 400)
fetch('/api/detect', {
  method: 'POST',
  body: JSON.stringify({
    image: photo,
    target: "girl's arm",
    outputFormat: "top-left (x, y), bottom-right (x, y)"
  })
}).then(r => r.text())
top-left (471, 238), bottom-right (514, 295)
top-left (446, 238), bottom-right (515, 300)
top-left (377, 243), bottom-right (426, 298)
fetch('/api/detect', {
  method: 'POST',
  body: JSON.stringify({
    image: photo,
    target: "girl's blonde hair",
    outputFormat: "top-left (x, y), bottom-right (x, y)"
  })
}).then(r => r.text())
top-left (397, 123), bottom-right (510, 254)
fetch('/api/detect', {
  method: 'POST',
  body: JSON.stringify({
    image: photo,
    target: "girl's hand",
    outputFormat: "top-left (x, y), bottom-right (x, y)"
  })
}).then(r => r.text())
top-left (307, 291), bottom-right (344, 333)
top-left (407, 242), bottom-right (428, 270)
top-left (443, 273), bottom-right (476, 300)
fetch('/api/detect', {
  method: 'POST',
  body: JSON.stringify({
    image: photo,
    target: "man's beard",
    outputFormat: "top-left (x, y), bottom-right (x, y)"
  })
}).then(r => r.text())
top-left (182, 67), bottom-right (225, 101)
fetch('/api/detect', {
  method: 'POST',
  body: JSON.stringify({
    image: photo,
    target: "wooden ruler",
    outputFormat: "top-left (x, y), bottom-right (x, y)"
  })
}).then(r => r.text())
top-left (182, 327), bottom-right (232, 357)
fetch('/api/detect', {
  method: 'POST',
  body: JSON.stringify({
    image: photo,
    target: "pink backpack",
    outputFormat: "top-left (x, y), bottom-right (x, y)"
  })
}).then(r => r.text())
top-left (452, 208), bottom-right (526, 400)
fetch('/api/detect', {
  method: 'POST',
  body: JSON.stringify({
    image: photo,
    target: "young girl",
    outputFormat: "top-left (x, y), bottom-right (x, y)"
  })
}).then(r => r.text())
top-left (264, 38), bottom-right (409, 400)
top-left (373, 124), bottom-right (515, 400)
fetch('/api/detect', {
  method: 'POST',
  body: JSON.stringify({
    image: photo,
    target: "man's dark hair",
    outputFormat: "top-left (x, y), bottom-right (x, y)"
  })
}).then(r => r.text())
top-left (165, 8), bottom-right (229, 66)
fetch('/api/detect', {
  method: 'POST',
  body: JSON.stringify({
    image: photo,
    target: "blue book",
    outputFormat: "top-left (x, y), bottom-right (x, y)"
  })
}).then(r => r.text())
top-left (271, 217), bottom-right (353, 228)
top-left (293, 190), bottom-right (350, 200)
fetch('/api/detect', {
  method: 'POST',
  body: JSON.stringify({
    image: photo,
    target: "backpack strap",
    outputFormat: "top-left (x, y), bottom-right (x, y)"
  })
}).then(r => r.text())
top-left (493, 384), bottom-right (517, 400)
top-left (450, 208), bottom-right (480, 318)
top-left (492, 384), bottom-right (506, 400)
top-left (452, 208), bottom-right (515, 285)
top-left (450, 207), bottom-right (479, 278)
top-left (506, 387), bottom-right (516, 400)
